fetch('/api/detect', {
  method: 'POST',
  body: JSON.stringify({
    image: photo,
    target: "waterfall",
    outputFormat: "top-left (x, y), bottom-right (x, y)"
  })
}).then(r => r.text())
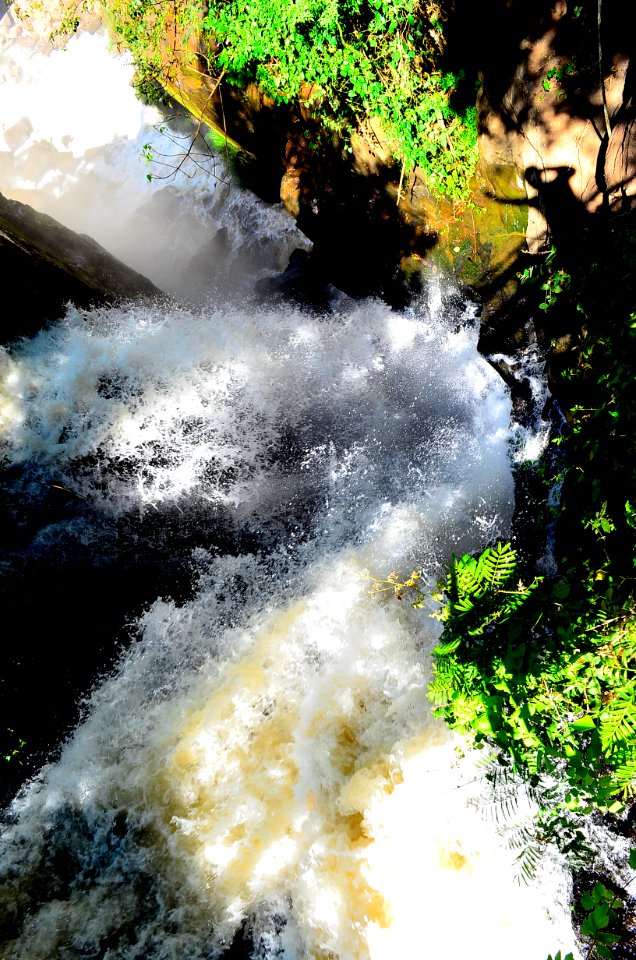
top-left (0, 10), bottom-right (578, 960)
top-left (0, 7), bottom-right (309, 299)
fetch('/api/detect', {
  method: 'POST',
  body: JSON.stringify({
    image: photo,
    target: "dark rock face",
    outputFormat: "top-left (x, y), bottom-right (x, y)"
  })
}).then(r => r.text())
top-left (255, 248), bottom-right (342, 311)
top-left (159, 0), bottom-right (635, 323)
top-left (0, 192), bottom-right (159, 343)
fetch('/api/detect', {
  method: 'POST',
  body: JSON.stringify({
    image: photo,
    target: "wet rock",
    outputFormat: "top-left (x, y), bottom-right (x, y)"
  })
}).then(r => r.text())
top-left (255, 247), bottom-right (341, 311)
top-left (0, 192), bottom-right (160, 343)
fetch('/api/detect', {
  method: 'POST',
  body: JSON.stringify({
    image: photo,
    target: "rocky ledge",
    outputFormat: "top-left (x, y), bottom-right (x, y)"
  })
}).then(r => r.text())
top-left (0, 191), bottom-right (159, 343)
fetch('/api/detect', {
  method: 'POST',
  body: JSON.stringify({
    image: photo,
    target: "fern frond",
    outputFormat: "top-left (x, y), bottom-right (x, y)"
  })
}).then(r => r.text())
top-left (451, 595), bottom-right (477, 616)
top-left (476, 541), bottom-right (517, 590)
top-left (433, 636), bottom-right (462, 657)
top-left (428, 659), bottom-right (458, 703)
top-left (613, 759), bottom-right (636, 794)
top-left (482, 776), bottom-right (523, 823)
top-left (510, 829), bottom-right (544, 885)
top-left (455, 563), bottom-right (484, 599)
top-left (444, 553), bottom-right (481, 602)
top-left (599, 695), bottom-right (636, 752)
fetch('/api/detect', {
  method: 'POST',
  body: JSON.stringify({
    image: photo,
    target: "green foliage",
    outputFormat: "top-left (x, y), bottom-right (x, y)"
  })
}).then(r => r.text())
top-left (430, 540), bottom-right (540, 636)
top-left (3, 728), bottom-right (26, 763)
top-left (579, 881), bottom-right (624, 960)
top-left (97, 0), bottom-right (478, 200)
top-left (202, 0), bottom-right (477, 200)
top-left (504, 223), bottom-right (636, 800)
top-left (427, 542), bottom-right (636, 811)
top-left (572, 848), bottom-right (636, 960)
top-left (370, 534), bottom-right (630, 842)
top-left (132, 65), bottom-right (172, 107)
top-left (542, 59), bottom-right (577, 98)
top-left (372, 540), bottom-right (631, 893)
top-left (99, 0), bottom-right (202, 84)
top-left (411, 223), bottom-right (636, 941)
top-left (519, 246), bottom-right (572, 312)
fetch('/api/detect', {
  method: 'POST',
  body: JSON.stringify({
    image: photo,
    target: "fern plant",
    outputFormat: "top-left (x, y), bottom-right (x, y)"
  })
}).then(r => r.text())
top-left (423, 542), bottom-right (636, 811)
top-left (431, 541), bottom-right (540, 638)
top-left (477, 754), bottom-right (594, 883)
top-left (427, 542), bottom-right (542, 742)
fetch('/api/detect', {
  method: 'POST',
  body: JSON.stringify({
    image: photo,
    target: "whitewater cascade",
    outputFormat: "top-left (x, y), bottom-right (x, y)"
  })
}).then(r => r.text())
top-left (0, 9), bottom-right (578, 960)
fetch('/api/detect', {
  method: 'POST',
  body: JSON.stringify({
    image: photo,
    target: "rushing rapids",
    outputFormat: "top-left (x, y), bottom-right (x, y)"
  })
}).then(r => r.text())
top-left (0, 8), bottom-right (578, 960)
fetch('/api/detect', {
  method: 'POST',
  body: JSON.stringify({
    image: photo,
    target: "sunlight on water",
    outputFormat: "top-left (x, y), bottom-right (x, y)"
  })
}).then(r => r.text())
top-left (0, 293), bottom-right (577, 960)
top-left (0, 7), bottom-right (579, 960)
top-left (0, 297), bottom-right (511, 543)
top-left (0, 541), bottom-right (579, 960)
top-left (0, 7), bottom-right (309, 296)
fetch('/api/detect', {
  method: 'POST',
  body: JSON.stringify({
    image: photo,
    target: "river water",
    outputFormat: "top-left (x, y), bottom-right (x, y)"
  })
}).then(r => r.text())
top-left (0, 9), bottom-right (578, 960)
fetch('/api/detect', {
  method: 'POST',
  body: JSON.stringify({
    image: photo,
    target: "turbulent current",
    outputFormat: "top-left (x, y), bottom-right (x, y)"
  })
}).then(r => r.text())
top-left (0, 8), bottom-right (578, 960)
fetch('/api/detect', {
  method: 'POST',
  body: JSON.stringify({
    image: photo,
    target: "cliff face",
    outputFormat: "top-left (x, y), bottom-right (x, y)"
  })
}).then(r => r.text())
top-left (477, 1), bottom-right (635, 244)
top-left (150, 8), bottom-right (529, 302)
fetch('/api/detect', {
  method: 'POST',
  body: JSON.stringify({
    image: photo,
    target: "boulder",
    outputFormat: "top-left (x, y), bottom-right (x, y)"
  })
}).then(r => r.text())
top-left (0, 192), bottom-right (159, 343)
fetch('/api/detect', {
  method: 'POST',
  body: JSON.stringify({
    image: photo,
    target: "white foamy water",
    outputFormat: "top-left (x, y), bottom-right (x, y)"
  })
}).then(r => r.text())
top-left (0, 6), bottom-right (309, 297)
top-left (0, 296), bottom-right (511, 547)
top-left (0, 8), bottom-right (578, 960)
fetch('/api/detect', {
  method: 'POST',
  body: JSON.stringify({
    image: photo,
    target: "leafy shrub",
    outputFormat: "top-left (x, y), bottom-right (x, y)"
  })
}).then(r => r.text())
top-left (95, 0), bottom-right (478, 200)
top-left (428, 543), bottom-right (636, 811)
top-left (202, 0), bottom-right (477, 200)
top-left (377, 541), bottom-right (636, 815)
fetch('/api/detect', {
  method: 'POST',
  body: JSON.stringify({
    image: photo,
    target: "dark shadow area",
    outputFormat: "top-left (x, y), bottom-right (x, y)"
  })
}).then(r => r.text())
top-left (254, 247), bottom-right (341, 312)
top-left (446, 0), bottom-right (634, 133)
top-left (0, 489), bottom-right (200, 807)
top-left (232, 104), bottom-right (438, 303)
top-left (480, 161), bottom-right (634, 381)
top-left (475, 154), bottom-right (636, 583)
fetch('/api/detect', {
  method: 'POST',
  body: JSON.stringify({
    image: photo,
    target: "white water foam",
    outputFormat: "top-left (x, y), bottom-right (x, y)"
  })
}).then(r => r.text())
top-left (0, 549), bottom-right (579, 960)
top-left (0, 298), bottom-right (511, 543)
top-left (0, 7), bottom-right (309, 297)
top-left (0, 291), bottom-right (577, 960)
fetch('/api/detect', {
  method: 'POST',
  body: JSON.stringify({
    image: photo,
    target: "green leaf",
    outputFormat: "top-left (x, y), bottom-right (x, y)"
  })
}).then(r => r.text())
top-left (552, 581), bottom-right (570, 600)
top-left (472, 714), bottom-right (493, 734)
top-left (596, 932), bottom-right (621, 946)
top-left (591, 903), bottom-right (610, 929)
top-left (595, 945), bottom-right (614, 960)
top-left (434, 637), bottom-right (462, 657)
top-left (571, 715), bottom-right (596, 731)
top-left (592, 882), bottom-right (611, 903)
